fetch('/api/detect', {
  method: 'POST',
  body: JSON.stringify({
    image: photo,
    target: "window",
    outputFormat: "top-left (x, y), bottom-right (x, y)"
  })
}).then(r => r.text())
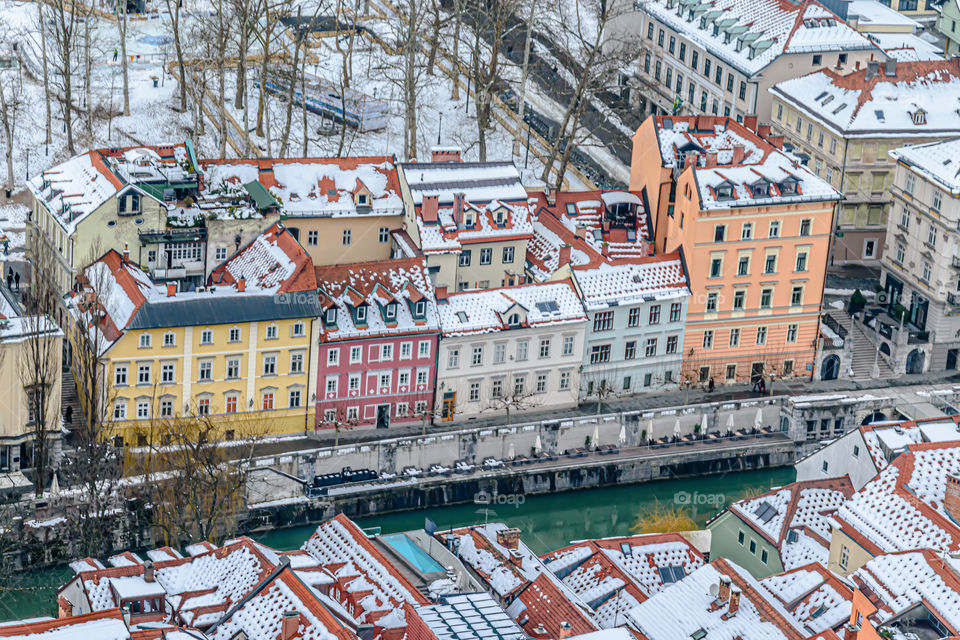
top-left (139, 333), bottom-right (151, 348)
top-left (796, 251), bottom-right (808, 272)
top-left (113, 400), bottom-right (127, 420)
top-left (517, 341), bottom-right (529, 361)
top-left (379, 372), bottom-right (391, 388)
top-left (679, 42), bottom-right (686, 61)
top-left (480, 248), bottom-right (492, 265)
top-left (197, 397), bottom-right (210, 415)
top-left (628, 308), bottom-right (641, 327)
top-left (738, 530), bottom-right (745, 545)
top-left (536, 374), bottom-right (548, 394)
top-left (447, 348), bottom-right (460, 368)
top-left (927, 224), bottom-right (937, 247)
top-left (163, 331), bottom-right (175, 347)
top-left (704, 58), bottom-right (711, 78)
top-left (400, 342), bottom-right (412, 359)
top-left (715, 65), bottom-right (722, 84)
top-left (791, 286), bottom-right (803, 306)
top-left (729, 328), bottom-right (740, 348)
top-left (459, 250), bottom-right (471, 267)
top-left (396, 403), bottom-right (408, 417)
top-left (749, 540), bottom-right (757, 554)
top-left (342, 229), bottom-right (352, 245)
top-left (328, 349), bottom-right (340, 366)
top-left (418, 340), bottom-right (430, 358)
top-left (538, 338), bottom-right (551, 359)
top-left (559, 371), bottom-right (571, 390)
top-left (649, 305), bottom-right (661, 325)
top-left (229, 326), bottom-right (241, 342)
top-left (350, 346), bottom-right (362, 363)
top-left (839, 545), bottom-right (849, 570)
top-left (922, 261), bottom-right (932, 283)
top-left (726, 73), bottom-right (734, 92)
top-left (666, 335), bottom-right (678, 354)
top-left (761, 288), bottom-right (772, 309)
top-left (702, 330), bottom-right (714, 349)
top-left (658, 28), bottom-right (664, 46)
top-left (215, 247), bottom-right (228, 261)
top-left (670, 303), bottom-right (682, 323)
top-left (668, 35), bottom-right (675, 53)
top-left (325, 376), bottom-right (338, 394)
top-left (853, 445), bottom-right (860, 458)
top-left (266, 324), bottom-right (278, 339)
top-left (136, 400), bottom-right (150, 419)
top-left (381, 344), bottom-right (393, 361)
top-left (262, 392), bottom-right (274, 411)
top-left (115, 365), bottom-right (128, 386)
top-left (733, 290), bottom-right (745, 310)
top-left (594, 311), bottom-right (614, 332)
top-left (761, 549), bottom-right (768, 564)
top-left (289, 388), bottom-right (302, 408)
top-left (349, 373), bottom-right (360, 391)
top-left (709, 257), bottom-right (722, 278)
top-left (472, 346), bottom-right (483, 366)
top-left (562, 335), bottom-right (575, 356)
top-left (645, 338), bottom-right (657, 357)
top-left (161, 398), bottom-right (173, 417)
top-left (706, 293), bottom-right (718, 313)
top-left (417, 369), bottom-right (428, 385)
top-left (714, 224), bottom-right (726, 242)
top-left (739, 81), bottom-right (746, 100)
top-left (378, 227), bottom-right (390, 243)
top-left (799, 219), bottom-right (811, 236)
top-left (138, 363), bottom-right (151, 385)
top-left (200, 329), bottom-right (213, 345)
top-left (756, 327), bottom-right (767, 345)
top-left (625, 341), bottom-right (637, 360)
top-left (787, 324), bottom-right (798, 342)
top-left (469, 382), bottom-right (481, 402)
top-left (307, 230), bottom-right (319, 245)
top-left (737, 256), bottom-right (749, 276)
top-left (263, 354), bottom-right (277, 375)
top-left (783, 360), bottom-right (793, 375)
top-left (292, 321), bottom-right (305, 338)
top-left (896, 244), bottom-right (905, 264)
top-left (502, 246), bottom-right (515, 263)
top-left (162, 362), bottom-right (175, 384)
top-left (493, 343), bottom-right (506, 364)
top-left (741, 223), bottom-right (753, 240)
top-left (765, 254), bottom-right (777, 274)
top-left (691, 51), bottom-right (698, 69)
top-left (290, 352), bottom-right (304, 373)
top-left (933, 191), bottom-right (943, 212)
top-left (492, 379), bottom-right (503, 398)
top-left (776, 104), bottom-right (783, 121)
top-left (590, 344), bottom-right (611, 363)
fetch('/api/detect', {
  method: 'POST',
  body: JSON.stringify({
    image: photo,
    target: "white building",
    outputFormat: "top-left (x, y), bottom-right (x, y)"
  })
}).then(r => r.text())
top-left (882, 138), bottom-right (960, 372)
top-left (435, 281), bottom-right (587, 423)
top-left (616, 0), bottom-right (880, 122)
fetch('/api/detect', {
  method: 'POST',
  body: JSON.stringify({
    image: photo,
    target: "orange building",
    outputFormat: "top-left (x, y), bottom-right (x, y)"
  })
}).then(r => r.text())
top-left (630, 115), bottom-right (840, 385)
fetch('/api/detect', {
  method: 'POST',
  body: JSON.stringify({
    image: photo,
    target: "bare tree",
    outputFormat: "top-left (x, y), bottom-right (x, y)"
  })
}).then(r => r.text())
top-left (38, 0), bottom-right (53, 145)
top-left (512, 0), bottom-right (538, 157)
top-left (381, 0), bottom-right (431, 160)
top-left (0, 62), bottom-right (22, 194)
top-left (279, 7), bottom-right (305, 157)
top-left (580, 368), bottom-right (624, 415)
top-left (482, 379), bottom-right (543, 425)
top-left (44, 0), bottom-right (84, 155)
top-left (116, 0), bottom-right (130, 116)
top-left (164, 0), bottom-right (189, 112)
top-left (449, 0), bottom-right (462, 100)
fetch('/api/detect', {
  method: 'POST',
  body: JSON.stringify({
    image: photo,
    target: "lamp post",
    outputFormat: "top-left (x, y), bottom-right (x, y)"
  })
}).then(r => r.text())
top-left (437, 112), bottom-right (442, 145)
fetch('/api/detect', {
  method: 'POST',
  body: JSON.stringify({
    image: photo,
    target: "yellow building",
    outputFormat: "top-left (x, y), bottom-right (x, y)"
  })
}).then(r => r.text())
top-left (68, 223), bottom-right (321, 443)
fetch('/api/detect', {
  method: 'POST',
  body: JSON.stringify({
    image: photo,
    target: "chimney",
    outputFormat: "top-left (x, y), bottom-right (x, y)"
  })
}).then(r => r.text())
top-left (143, 560), bottom-right (154, 583)
top-left (684, 152), bottom-right (698, 169)
top-left (166, 282), bottom-right (177, 297)
top-left (237, 276), bottom-right (246, 293)
top-left (122, 242), bottom-right (130, 262)
top-left (497, 527), bottom-right (522, 550)
top-left (559, 622), bottom-right (573, 639)
top-left (532, 624), bottom-right (547, 638)
top-left (726, 588), bottom-right (742, 617)
top-left (718, 576), bottom-right (731, 603)
top-left (546, 187), bottom-right (558, 206)
top-left (865, 60), bottom-right (879, 79)
top-left (282, 611), bottom-right (301, 640)
top-left (454, 192), bottom-right (466, 228)
top-left (946, 473), bottom-right (960, 523)
top-left (757, 124), bottom-right (771, 138)
top-left (574, 225), bottom-right (586, 240)
top-left (558, 244), bottom-right (571, 267)
top-left (884, 58), bottom-right (897, 77)
top-left (742, 115), bottom-right (758, 132)
top-left (431, 147), bottom-right (462, 163)
top-left (705, 151), bottom-right (718, 167)
top-left (766, 135), bottom-right (784, 150)
top-left (422, 195), bottom-right (439, 223)
top-left (435, 286), bottom-right (448, 303)
top-left (732, 144), bottom-right (745, 165)
top-left (509, 549), bottom-right (524, 568)
top-left (601, 242), bottom-right (611, 258)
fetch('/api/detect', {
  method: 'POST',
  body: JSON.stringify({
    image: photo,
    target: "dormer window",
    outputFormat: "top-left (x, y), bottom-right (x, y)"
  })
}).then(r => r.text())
top-left (911, 109), bottom-right (927, 125)
top-left (385, 303), bottom-right (397, 321)
top-left (780, 178), bottom-right (798, 195)
top-left (715, 184), bottom-right (734, 200)
top-left (507, 313), bottom-right (521, 327)
top-left (751, 182), bottom-right (770, 198)
top-left (415, 300), bottom-right (426, 317)
top-left (495, 209), bottom-right (505, 225)
top-left (325, 308), bottom-right (337, 325)
top-left (357, 193), bottom-right (369, 206)
top-left (565, 202), bottom-right (577, 216)
top-left (356, 306), bottom-right (367, 322)
top-left (464, 211), bottom-right (475, 227)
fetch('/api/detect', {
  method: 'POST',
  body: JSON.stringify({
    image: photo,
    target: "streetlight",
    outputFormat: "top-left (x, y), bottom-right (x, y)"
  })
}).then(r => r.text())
top-left (437, 112), bottom-right (442, 145)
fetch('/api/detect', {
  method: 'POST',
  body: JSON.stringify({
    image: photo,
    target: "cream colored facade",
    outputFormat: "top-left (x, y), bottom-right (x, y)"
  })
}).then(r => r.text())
top-left (827, 526), bottom-right (876, 576)
top-left (283, 213), bottom-right (402, 266)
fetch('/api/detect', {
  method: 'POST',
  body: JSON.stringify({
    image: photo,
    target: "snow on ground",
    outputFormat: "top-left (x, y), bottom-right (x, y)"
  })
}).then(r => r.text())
top-left (0, 203), bottom-right (28, 257)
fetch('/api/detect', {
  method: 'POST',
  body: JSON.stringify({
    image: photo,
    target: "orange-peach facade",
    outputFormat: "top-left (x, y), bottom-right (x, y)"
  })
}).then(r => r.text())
top-left (630, 116), bottom-right (837, 385)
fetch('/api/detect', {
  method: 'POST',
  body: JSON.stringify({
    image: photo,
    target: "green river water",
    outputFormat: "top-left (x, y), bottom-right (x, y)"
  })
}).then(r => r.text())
top-left (0, 467), bottom-right (795, 622)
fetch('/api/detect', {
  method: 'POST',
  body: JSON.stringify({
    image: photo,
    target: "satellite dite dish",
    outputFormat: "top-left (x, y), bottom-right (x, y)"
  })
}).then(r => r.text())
top-left (709, 584), bottom-right (719, 598)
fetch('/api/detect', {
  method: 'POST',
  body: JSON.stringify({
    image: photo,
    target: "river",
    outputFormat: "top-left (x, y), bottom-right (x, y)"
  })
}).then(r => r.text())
top-left (0, 466), bottom-right (794, 622)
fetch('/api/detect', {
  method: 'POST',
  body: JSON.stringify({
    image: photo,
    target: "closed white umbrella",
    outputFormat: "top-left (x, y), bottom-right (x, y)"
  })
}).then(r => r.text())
top-left (508, 442), bottom-right (516, 459)
top-left (592, 423), bottom-right (599, 447)
top-left (673, 419), bottom-right (681, 438)
top-left (534, 434), bottom-right (542, 454)
top-left (754, 408), bottom-right (764, 429)
top-left (618, 424), bottom-right (626, 446)
top-left (647, 419), bottom-right (654, 441)
top-left (49, 472), bottom-right (60, 496)
top-left (726, 414), bottom-right (736, 430)
top-left (701, 412), bottom-right (710, 432)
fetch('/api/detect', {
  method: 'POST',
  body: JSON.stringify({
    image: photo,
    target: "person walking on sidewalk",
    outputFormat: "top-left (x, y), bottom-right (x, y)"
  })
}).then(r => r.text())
top-left (113, 48), bottom-right (118, 62)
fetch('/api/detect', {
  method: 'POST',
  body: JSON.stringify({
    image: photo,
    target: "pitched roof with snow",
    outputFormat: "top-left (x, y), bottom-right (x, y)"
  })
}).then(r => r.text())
top-left (772, 61), bottom-right (960, 136)
top-left (314, 257), bottom-right (439, 341)
top-left (0, 609), bottom-right (132, 640)
top-left (639, 0), bottom-right (875, 77)
top-left (571, 255), bottom-right (689, 311)
top-left (890, 137), bottom-right (960, 196)
top-left (400, 161), bottom-right (528, 205)
top-left (412, 593), bottom-right (526, 640)
top-left (210, 221), bottom-right (317, 293)
top-left (437, 281), bottom-right (586, 337)
top-left (202, 156), bottom-right (403, 218)
top-left (832, 439), bottom-right (960, 556)
top-left (760, 563), bottom-right (853, 635)
top-left (654, 116), bottom-right (840, 210)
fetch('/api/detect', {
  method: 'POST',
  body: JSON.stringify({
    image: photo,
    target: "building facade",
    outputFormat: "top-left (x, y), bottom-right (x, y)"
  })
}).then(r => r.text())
top-left (770, 59), bottom-right (960, 265)
top-left (632, 115), bottom-right (840, 385)
top-left (937, 0), bottom-right (960, 55)
top-left (313, 258), bottom-right (440, 430)
top-left (435, 281), bottom-right (587, 422)
top-left (613, 0), bottom-right (879, 122)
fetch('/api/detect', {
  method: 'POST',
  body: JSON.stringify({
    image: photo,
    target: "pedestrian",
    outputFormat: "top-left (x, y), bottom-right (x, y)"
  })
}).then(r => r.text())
top-left (708, 377), bottom-right (715, 393)
top-left (14, 271), bottom-right (20, 291)
top-left (751, 375), bottom-right (759, 393)
top-left (113, 48), bottom-right (118, 62)
top-left (65, 405), bottom-right (73, 424)
top-left (6, 268), bottom-right (11, 290)
top-left (759, 377), bottom-right (766, 394)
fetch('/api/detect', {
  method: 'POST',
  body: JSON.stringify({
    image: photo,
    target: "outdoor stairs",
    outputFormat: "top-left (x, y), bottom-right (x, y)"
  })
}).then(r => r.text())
top-left (60, 367), bottom-right (84, 434)
top-left (845, 316), bottom-right (896, 380)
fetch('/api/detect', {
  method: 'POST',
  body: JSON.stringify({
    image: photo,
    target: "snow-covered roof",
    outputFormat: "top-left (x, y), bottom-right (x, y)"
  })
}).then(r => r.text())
top-left (211, 221), bottom-right (317, 294)
top-left (413, 593), bottom-right (526, 640)
top-left (437, 281), bottom-right (586, 336)
top-left (868, 32), bottom-right (944, 61)
top-left (314, 257), bottom-right (439, 341)
top-left (416, 199), bottom-right (534, 254)
top-left (638, 0), bottom-right (875, 77)
top-left (760, 564), bottom-right (852, 634)
top-left (624, 557), bottom-right (809, 640)
top-left (655, 116), bottom-right (840, 209)
top-left (0, 610), bottom-right (132, 640)
top-left (202, 156), bottom-right (403, 218)
top-left (848, 0), bottom-right (920, 28)
top-left (400, 161), bottom-right (527, 205)
top-left (890, 137), bottom-right (960, 195)
top-left (571, 255), bottom-right (689, 311)
top-left (772, 61), bottom-right (960, 136)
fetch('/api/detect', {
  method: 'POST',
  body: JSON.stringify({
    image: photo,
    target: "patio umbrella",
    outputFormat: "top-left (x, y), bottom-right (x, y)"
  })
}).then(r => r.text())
top-left (647, 419), bottom-right (654, 441)
top-left (673, 419), bottom-right (681, 438)
top-left (726, 414), bottom-right (736, 430)
top-left (533, 434), bottom-right (542, 454)
top-left (754, 408), bottom-right (764, 429)
top-left (508, 442), bottom-right (516, 459)
top-left (592, 423), bottom-right (599, 447)
top-left (49, 472), bottom-right (60, 496)
top-left (701, 412), bottom-right (710, 432)
top-left (618, 424), bottom-right (626, 446)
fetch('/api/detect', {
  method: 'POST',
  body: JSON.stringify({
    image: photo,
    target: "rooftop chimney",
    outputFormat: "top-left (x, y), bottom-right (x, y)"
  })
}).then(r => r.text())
top-left (601, 242), bottom-right (611, 258)
top-left (757, 124), bottom-right (772, 138)
top-left (431, 147), bottom-right (462, 163)
top-left (742, 115), bottom-right (758, 132)
top-left (574, 225), bottom-right (586, 240)
top-left (884, 58), bottom-right (897, 77)
top-left (237, 276), bottom-right (246, 293)
top-left (122, 243), bottom-right (130, 262)
top-left (497, 527), bottom-right (522, 550)
top-left (435, 285), bottom-right (448, 303)
top-left (725, 588), bottom-right (742, 618)
top-left (559, 622), bottom-right (573, 639)
top-left (454, 192), bottom-right (466, 228)
top-left (422, 195), bottom-right (440, 223)
top-left (166, 282), bottom-right (177, 297)
top-left (558, 244), bottom-right (571, 267)
top-left (532, 624), bottom-right (547, 637)
top-left (705, 151), bottom-right (718, 167)
top-left (282, 611), bottom-right (301, 640)
top-left (684, 152), bottom-right (698, 169)
top-left (718, 576), bottom-right (731, 603)
top-left (143, 560), bottom-right (154, 583)
top-left (509, 549), bottom-right (524, 568)
top-left (732, 144), bottom-right (746, 165)
top-left (946, 473), bottom-right (960, 524)
top-left (866, 60), bottom-right (880, 79)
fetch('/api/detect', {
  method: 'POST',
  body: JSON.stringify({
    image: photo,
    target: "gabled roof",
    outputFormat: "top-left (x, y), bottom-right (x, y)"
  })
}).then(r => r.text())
top-left (570, 254), bottom-right (689, 311)
top-left (760, 563), bottom-right (853, 635)
top-left (412, 593), bottom-right (526, 640)
top-left (437, 281), bottom-right (586, 337)
top-left (399, 161), bottom-right (527, 205)
top-left (890, 137), bottom-right (960, 196)
top-left (0, 609), bottom-right (131, 640)
top-left (211, 221), bottom-right (317, 293)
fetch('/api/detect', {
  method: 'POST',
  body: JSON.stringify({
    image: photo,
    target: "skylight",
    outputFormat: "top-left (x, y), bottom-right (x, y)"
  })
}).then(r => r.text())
top-left (535, 300), bottom-right (560, 315)
top-left (658, 565), bottom-right (687, 584)
top-left (755, 501), bottom-right (779, 523)
top-left (875, 110), bottom-right (885, 122)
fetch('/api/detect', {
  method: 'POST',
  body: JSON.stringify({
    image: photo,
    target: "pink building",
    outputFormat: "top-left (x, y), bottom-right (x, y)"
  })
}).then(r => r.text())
top-left (314, 257), bottom-right (440, 430)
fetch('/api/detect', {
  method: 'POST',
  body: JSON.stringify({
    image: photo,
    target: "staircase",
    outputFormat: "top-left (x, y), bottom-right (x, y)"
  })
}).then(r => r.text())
top-left (846, 318), bottom-right (896, 380)
top-left (59, 367), bottom-right (84, 435)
